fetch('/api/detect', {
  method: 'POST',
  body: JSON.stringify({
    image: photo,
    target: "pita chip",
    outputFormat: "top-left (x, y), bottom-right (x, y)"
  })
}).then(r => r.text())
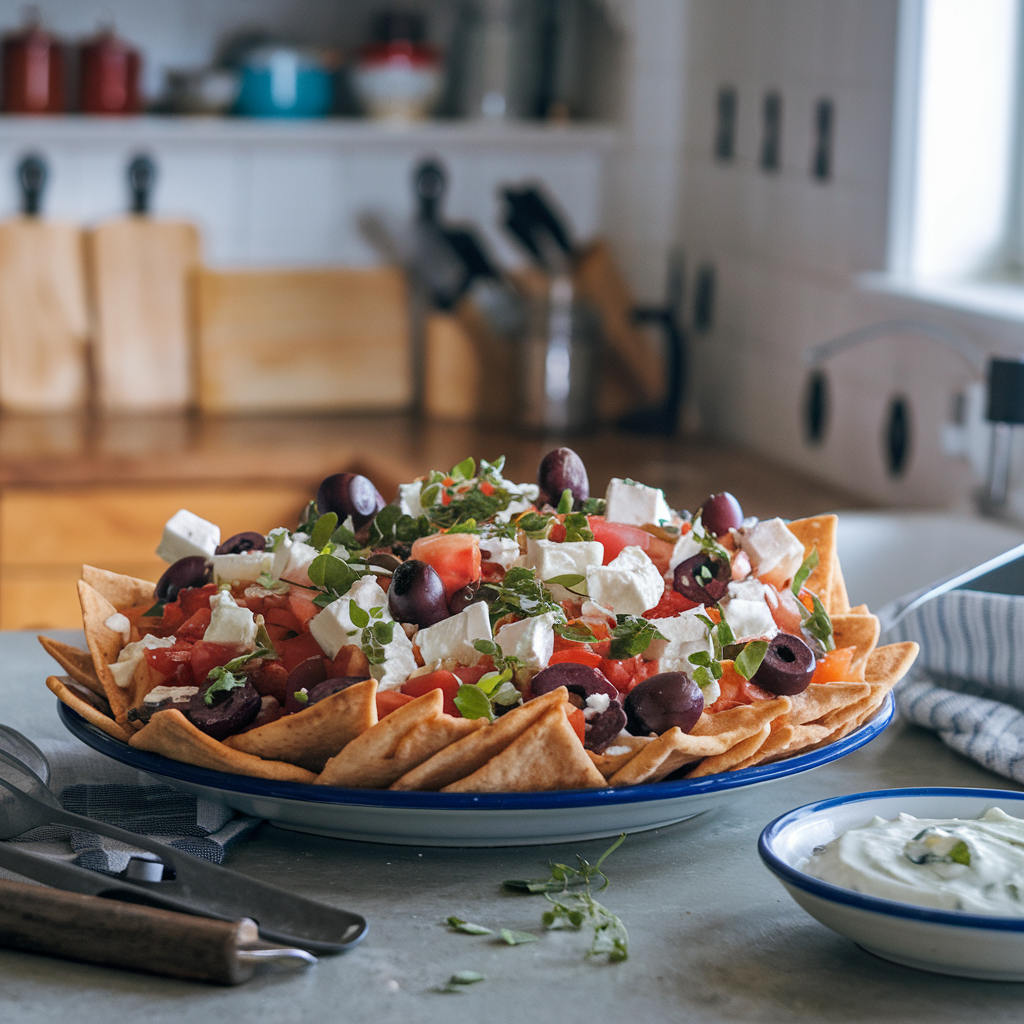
top-left (787, 681), bottom-right (871, 725)
top-left (866, 641), bottom-right (919, 686)
top-left (786, 515), bottom-right (837, 603)
top-left (78, 579), bottom-right (134, 724)
top-left (81, 565), bottom-right (155, 610)
top-left (38, 636), bottom-right (105, 697)
top-left (849, 604), bottom-right (870, 616)
top-left (443, 704), bottom-right (606, 792)
top-left (832, 613), bottom-right (880, 680)
top-left (588, 735), bottom-right (653, 780)
top-left (129, 709), bottom-right (316, 782)
top-left (686, 721), bottom-right (773, 778)
top-left (829, 551), bottom-right (852, 616)
top-left (46, 675), bottom-right (132, 743)
top-left (610, 697), bottom-right (792, 787)
top-left (224, 679), bottom-right (378, 772)
top-left (391, 688), bottom-right (569, 791)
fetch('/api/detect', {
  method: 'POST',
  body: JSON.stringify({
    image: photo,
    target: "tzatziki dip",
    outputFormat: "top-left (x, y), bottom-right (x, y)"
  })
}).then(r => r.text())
top-left (803, 808), bottom-right (1024, 915)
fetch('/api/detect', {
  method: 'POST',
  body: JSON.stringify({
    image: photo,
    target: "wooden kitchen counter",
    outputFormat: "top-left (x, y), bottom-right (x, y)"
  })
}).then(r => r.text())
top-left (0, 412), bottom-right (868, 629)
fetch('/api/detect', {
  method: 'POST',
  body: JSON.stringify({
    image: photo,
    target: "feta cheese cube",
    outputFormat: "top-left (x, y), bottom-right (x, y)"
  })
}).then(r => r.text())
top-left (271, 534), bottom-right (318, 585)
top-left (212, 551), bottom-right (273, 585)
top-left (479, 534), bottom-right (524, 571)
top-left (495, 610), bottom-right (560, 671)
top-left (604, 478), bottom-right (673, 527)
top-left (723, 580), bottom-right (778, 640)
top-left (415, 601), bottom-right (492, 667)
top-left (371, 627), bottom-right (418, 691)
top-left (525, 539), bottom-right (604, 601)
top-left (645, 607), bottom-right (713, 669)
top-left (156, 509), bottom-right (220, 564)
top-left (668, 530), bottom-right (702, 572)
top-left (585, 545), bottom-right (665, 616)
top-left (109, 634), bottom-right (179, 689)
top-left (309, 578), bottom-right (390, 659)
top-left (739, 518), bottom-right (805, 587)
top-left (398, 481), bottom-right (424, 518)
top-left (203, 590), bottom-right (258, 649)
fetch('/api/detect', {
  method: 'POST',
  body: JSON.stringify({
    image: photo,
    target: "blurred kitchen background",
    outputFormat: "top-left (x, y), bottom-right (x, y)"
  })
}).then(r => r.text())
top-left (2, 0), bottom-right (1024, 629)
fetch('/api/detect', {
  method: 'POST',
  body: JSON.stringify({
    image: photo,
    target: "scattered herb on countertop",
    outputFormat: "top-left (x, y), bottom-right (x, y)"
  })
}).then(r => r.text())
top-left (446, 917), bottom-right (492, 935)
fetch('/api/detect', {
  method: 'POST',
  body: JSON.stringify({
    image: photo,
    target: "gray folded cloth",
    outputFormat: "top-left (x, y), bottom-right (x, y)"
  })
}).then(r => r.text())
top-left (3, 739), bottom-right (260, 876)
top-left (888, 588), bottom-right (1024, 784)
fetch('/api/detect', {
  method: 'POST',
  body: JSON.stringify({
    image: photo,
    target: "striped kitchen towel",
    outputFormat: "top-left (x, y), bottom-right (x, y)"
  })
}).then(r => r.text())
top-left (889, 588), bottom-right (1024, 783)
top-left (3, 739), bottom-right (260, 876)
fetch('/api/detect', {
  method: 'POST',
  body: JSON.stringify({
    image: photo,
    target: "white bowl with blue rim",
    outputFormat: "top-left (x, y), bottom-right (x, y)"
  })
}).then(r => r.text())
top-left (759, 788), bottom-right (1024, 981)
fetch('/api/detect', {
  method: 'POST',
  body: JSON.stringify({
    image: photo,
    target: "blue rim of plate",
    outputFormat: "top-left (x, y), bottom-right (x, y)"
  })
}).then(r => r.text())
top-left (60, 691), bottom-right (893, 811)
top-left (759, 786), bottom-right (1024, 932)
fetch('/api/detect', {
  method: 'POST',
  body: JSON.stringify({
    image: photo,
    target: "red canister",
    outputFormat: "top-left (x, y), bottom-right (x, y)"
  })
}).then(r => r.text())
top-left (2, 18), bottom-right (64, 114)
top-left (80, 28), bottom-right (140, 115)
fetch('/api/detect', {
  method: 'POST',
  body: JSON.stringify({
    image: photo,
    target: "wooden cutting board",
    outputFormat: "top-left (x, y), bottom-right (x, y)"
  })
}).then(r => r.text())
top-left (87, 216), bottom-right (200, 412)
top-left (195, 267), bottom-right (412, 414)
top-left (0, 216), bottom-right (89, 412)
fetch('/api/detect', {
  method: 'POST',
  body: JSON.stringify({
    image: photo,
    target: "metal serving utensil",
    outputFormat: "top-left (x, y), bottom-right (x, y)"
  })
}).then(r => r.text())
top-left (0, 732), bottom-right (367, 954)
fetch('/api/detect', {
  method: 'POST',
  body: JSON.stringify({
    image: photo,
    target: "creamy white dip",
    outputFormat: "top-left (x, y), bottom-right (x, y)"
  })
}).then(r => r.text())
top-left (804, 808), bottom-right (1024, 916)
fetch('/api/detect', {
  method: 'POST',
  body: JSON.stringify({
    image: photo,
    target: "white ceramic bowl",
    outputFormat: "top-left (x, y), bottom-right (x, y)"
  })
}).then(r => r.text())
top-left (759, 788), bottom-right (1024, 980)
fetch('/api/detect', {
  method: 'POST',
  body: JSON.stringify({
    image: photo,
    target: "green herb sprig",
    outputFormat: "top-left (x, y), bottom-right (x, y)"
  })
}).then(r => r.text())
top-left (791, 548), bottom-right (819, 596)
top-left (802, 593), bottom-right (835, 652)
top-left (203, 646), bottom-right (275, 706)
top-left (609, 615), bottom-right (666, 659)
top-left (484, 567), bottom-right (565, 627)
top-left (348, 603), bottom-right (396, 665)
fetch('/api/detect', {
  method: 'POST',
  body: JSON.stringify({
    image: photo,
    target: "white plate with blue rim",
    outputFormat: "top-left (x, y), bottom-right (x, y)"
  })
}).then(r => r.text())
top-left (759, 787), bottom-right (1024, 981)
top-left (60, 695), bottom-right (894, 848)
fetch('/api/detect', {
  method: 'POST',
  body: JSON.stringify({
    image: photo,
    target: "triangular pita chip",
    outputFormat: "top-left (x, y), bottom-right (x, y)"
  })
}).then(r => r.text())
top-left (46, 675), bottom-right (132, 743)
top-left (224, 679), bottom-right (378, 772)
top-left (786, 515), bottom-right (837, 602)
top-left (78, 579), bottom-right (133, 724)
top-left (390, 688), bottom-right (569, 791)
top-left (315, 689), bottom-right (479, 789)
top-left (443, 704), bottom-right (606, 792)
top-left (787, 681), bottom-right (871, 725)
top-left (865, 641), bottom-right (919, 686)
top-left (38, 636), bottom-right (105, 697)
top-left (832, 613), bottom-right (880, 679)
top-left (829, 551), bottom-right (851, 615)
top-left (129, 709), bottom-right (316, 782)
top-left (587, 735), bottom-right (653, 780)
top-left (685, 721), bottom-right (773, 778)
top-left (609, 697), bottom-right (792, 787)
top-left (81, 565), bottom-right (156, 610)
top-left (849, 604), bottom-right (869, 616)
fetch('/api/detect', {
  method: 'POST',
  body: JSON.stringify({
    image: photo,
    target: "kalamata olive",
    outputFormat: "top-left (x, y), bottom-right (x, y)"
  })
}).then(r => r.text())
top-left (624, 672), bottom-right (704, 735)
top-left (215, 531), bottom-right (265, 555)
top-left (448, 582), bottom-right (496, 616)
top-left (239, 695), bottom-right (284, 732)
top-left (537, 447), bottom-right (590, 509)
top-left (283, 656), bottom-right (327, 711)
top-left (391, 541), bottom-right (412, 561)
top-left (673, 552), bottom-right (731, 604)
top-left (700, 492), bottom-right (744, 536)
top-left (186, 678), bottom-right (261, 741)
top-left (67, 680), bottom-right (114, 718)
top-left (155, 556), bottom-right (212, 603)
top-left (752, 632), bottom-right (816, 695)
top-left (316, 472), bottom-right (386, 530)
top-left (531, 662), bottom-right (618, 701)
top-left (388, 559), bottom-right (450, 627)
top-left (306, 676), bottom-right (370, 705)
top-left (584, 699), bottom-right (628, 754)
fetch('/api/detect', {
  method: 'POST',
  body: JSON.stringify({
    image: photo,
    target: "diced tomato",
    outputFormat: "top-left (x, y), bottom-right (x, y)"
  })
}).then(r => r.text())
top-left (158, 601), bottom-right (188, 634)
top-left (548, 522), bottom-right (567, 543)
top-left (566, 707), bottom-right (586, 745)
top-left (265, 623), bottom-right (293, 644)
top-left (549, 648), bottom-right (603, 669)
top-left (411, 533), bottom-right (481, 597)
top-left (644, 589), bottom-right (699, 619)
top-left (809, 646), bottom-right (856, 686)
top-left (264, 607), bottom-right (302, 634)
top-left (797, 590), bottom-right (815, 614)
top-left (176, 607), bottom-right (212, 640)
top-left (329, 644), bottom-right (371, 679)
top-left (703, 606), bottom-right (721, 624)
top-left (251, 659), bottom-right (290, 705)
top-left (277, 631), bottom-right (325, 672)
top-left (451, 660), bottom-right (495, 686)
top-left (190, 640), bottom-right (244, 684)
top-left (770, 587), bottom-right (806, 635)
top-left (479, 480), bottom-right (495, 496)
top-left (706, 661), bottom-right (774, 712)
top-left (598, 655), bottom-right (659, 695)
top-left (644, 536), bottom-right (675, 576)
top-left (288, 591), bottom-right (320, 630)
top-left (588, 518), bottom-right (652, 564)
top-left (377, 690), bottom-right (416, 718)
top-left (145, 641), bottom-right (195, 679)
top-left (177, 584), bottom-right (219, 619)
top-left (402, 669), bottom-right (461, 716)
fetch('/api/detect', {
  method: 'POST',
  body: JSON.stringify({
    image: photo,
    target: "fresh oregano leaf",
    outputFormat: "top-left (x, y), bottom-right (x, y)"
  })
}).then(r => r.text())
top-left (734, 639), bottom-right (769, 681)
top-left (446, 917), bottom-right (492, 935)
top-left (499, 929), bottom-right (538, 946)
top-left (791, 548), bottom-right (819, 597)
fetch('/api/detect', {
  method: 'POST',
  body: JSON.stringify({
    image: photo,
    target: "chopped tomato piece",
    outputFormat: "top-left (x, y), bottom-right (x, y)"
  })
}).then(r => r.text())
top-left (251, 659), bottom-right (290, 705)
top-left (158, 601), bottom-right (188, 634)
top-left (411, 533), bottom-right (482, 597)
top-left (703, 606), bottom-right (721, 625)
top-left (377, 689), bottom-right (416, 718)
top-left (479, 480), bottom-right (495, 496)
top-left (265, 623), bottom-right (294, 644)
top-left (809, 646), bottom-right (856, 686)
top-left (644, 536), bottom-right (675, 576)
top-left (588, 518), bottom-right (652, 564)
top-left (402, 669), bottom-right (461, 716)
top-left (598, 655), bottom-right (659, 695)
top-left (288, 591), bottom-right (320, 630)
top-left (329, 644), bottom-right (371, 679)
top-left (548, 522), bottom-right (567, 543)
top-left (797, 590), bottom-right (815, 614)
top-left (451, 660), bottom-right (495, 686)
top-left (706, 661), bottom-right (774, 713)
top-left (145, 641), bottom-right (194, 678)
top-left (644, 589), bottom-right (699, 619)
top-left (277, 631), bottom-right (325, 672)
top-left (770, 587), bottom-right (806, 635)
top-left (566, 706), bottom-right (586, 745)
top-left (264, 607), bottom-right (302, 634)
top-left (176, 607), bottom-right (212, 640)
top-left (190, 640), bottom-right (244, 684)
top-left (177, 584), bottom-right (218, 619)
top-left (549, 648), bottom-right (603, 669)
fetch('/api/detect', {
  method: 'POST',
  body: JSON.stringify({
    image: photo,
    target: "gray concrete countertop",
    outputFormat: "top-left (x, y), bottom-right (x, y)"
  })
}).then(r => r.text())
top-left (6, 630), bottom-right (1024, 1022)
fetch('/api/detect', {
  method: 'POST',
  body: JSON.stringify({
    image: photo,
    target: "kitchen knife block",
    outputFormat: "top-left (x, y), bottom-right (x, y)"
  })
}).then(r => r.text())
top-left (195, 267), bottom-right (412, 414)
